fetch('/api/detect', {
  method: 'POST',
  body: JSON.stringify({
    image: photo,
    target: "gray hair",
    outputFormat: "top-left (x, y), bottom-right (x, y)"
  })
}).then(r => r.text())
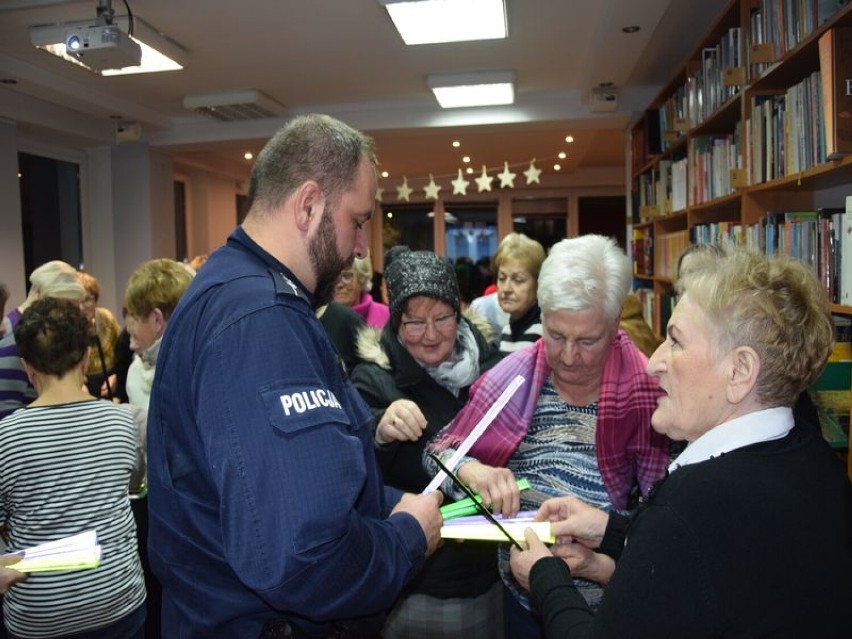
top-left (246, 113), bottom-right (376, 214)
top-left (537, 235), bottom-right (631, 323)
top-left (29, 260), bottom-right (85, 302)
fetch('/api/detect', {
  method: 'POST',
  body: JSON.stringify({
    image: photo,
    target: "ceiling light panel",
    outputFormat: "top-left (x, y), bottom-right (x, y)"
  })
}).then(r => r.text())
top-left (428, 71), bottom-right (514, 108)
top-left (379, 0), bottom-right (507, 45)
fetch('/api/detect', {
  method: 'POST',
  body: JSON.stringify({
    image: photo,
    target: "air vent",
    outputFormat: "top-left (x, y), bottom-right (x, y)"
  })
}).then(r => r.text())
top-left (183, 89), bottom-right (286, 122)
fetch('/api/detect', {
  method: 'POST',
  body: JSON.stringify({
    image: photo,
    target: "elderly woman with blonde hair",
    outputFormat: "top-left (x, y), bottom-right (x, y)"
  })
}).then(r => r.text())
top-left (494, 233), bottom-right (546, 355)
top-left (333, 249), bottom-right (389, 328)
top-left (0, 260), bottom-right (86, 419)
top-left (510, 249), bottom-right (852, 637)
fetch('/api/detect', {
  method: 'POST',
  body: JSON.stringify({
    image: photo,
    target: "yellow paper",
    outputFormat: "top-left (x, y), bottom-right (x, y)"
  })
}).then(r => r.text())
top-left (441, 520), bottom-right (554, 544)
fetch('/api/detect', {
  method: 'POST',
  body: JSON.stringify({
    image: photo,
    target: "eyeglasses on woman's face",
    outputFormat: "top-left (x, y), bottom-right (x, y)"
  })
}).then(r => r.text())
top-left (401, 312), bottom-right (457, 338)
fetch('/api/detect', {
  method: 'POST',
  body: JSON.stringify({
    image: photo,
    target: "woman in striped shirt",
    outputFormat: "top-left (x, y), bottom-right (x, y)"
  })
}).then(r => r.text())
top-left (495, 233), bottom-right (546, 355)
top-left (0, 297), bottom-right (145, 639)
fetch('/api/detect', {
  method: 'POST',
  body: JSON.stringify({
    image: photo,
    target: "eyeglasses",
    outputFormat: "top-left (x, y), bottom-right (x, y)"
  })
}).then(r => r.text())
top-left (338, 271), bottom-right (355, 283)
top-left (401, 312), bottom-right (457, 337)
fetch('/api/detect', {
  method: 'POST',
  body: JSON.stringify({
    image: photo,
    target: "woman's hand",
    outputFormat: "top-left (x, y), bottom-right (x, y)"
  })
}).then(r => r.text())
top-left (375, 399), bottom-right (427, 445)
top-left (0, 556), bottom-right (27, 594)
top-left (509, 527), bottom-right (552, 592)
top-left (457, 460), bottom-right (520, 518)
top-left (535, 495), bottom-right (609, 549)
top-left (551, 538), bottom-right (616, 585)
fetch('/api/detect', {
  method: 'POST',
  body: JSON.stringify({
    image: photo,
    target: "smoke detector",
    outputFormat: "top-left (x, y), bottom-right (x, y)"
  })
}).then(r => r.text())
top-left (183, 89), bottom-right (286, 121)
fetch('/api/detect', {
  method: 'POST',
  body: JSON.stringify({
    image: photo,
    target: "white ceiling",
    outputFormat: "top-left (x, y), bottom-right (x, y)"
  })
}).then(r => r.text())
top-left (0, 0), bottom-right (727, 182)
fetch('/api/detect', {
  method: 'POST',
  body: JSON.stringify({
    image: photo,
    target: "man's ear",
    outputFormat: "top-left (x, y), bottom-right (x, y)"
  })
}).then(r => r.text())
top-left (293, 180), bottom-right (324, 233)
top-left (725, 345), bottom-right (760, 404)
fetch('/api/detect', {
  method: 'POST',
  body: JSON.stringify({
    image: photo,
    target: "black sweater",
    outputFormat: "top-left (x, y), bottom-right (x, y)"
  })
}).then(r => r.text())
top-left (529, 419), bottom-right (852, 638)
top-left (350, 317), bottom-right (503, 599)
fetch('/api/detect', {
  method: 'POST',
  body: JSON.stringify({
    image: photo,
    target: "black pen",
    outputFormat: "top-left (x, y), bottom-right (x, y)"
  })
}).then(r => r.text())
top-left (428, 453), bottom-right (524, 551)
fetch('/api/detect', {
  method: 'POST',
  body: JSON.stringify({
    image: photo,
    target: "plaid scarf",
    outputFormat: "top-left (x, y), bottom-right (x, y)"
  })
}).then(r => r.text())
top-left (429, 330), bottom-right (670, 510)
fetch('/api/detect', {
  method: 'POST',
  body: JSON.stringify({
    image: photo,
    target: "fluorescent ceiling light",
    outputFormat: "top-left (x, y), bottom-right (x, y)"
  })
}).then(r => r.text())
top-left (379, 0), bottom-right (507, 45)
top-left (428, 71), bottom-right (514, 108)
top-left (30, 17), bottom-right (186, 76)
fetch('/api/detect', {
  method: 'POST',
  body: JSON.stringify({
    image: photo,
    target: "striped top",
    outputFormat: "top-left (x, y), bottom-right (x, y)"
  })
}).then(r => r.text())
top-left (0, 312), bottom-right (36, 420)
top-left (0, 400), bottom-right (145, 638)
top-left (499, 378), bottom-right (609, 611)
top-left (499, 304), bottom-right (542, 355)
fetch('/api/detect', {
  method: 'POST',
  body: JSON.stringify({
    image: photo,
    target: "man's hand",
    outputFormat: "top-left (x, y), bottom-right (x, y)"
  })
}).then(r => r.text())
top-left (375, 399), bottom-right (427, 445)
top-left (391, 491), bottom-right (444, 557)
top-left (509, 527), bottom-right (552, 592)
top-left (457, 460), bottom-right (520, 518)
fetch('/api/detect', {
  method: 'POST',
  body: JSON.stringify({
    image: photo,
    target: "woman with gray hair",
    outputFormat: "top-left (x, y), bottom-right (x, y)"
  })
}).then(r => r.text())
top-left (509, 248), bottom-right (852, 637)
top-left (0, 260), bottom-right (86, 419)
top-left (426, 234), bottom-right (670, 639)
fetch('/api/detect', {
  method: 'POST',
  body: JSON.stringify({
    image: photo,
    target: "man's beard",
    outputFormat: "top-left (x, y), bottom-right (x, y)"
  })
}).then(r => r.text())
top-left (309, 205), bottom-right (352, 307)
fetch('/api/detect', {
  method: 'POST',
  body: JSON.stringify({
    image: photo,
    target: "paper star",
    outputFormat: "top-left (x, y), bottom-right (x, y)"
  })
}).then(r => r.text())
top-left (475, 165), bottom-right (493, 192)
top-left (423, 174), bottom-right (442, 200)
top-left (524, 159), bottom-right (542, 185)
top-left (396, 177), bottom-right (413, 202)
top-left (375, 187), bottom-right (384, 202)
top-left (451, 169), bottom-right (470, 195)
top-left (498, 161), bottom-right (516, 188)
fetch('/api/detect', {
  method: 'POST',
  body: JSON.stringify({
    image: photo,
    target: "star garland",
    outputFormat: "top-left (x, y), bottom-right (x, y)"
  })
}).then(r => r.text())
top-left (380, 157), bottom-right (552, 203)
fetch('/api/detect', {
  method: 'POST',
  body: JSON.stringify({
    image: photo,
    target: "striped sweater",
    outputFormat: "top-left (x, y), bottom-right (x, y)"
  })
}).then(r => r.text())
top-left (0, 400), bottom-right (145, 638)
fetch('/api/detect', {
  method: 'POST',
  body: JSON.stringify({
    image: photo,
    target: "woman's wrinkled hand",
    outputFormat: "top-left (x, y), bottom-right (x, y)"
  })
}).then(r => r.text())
top-left (509, 527), bottom-right (552, 592)
top-left (535, 495), bottom-right (609, 549)
top-left (375, 399), bottom-right (427, 445)
top-left (551, 537), bottom-right (616, 585)
top-left (457, 460), bottom-right (520, 518)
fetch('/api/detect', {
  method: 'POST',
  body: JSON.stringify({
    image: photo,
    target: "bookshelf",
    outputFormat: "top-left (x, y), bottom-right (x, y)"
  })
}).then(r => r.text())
top-left (629, 0), bottom-right (852, 336)
top-left (628, 0), bottom-right (852, 468)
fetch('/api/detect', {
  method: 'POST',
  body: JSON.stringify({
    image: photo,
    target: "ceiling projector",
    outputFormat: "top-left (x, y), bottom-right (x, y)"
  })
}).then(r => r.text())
top-left (65, 24), bottom-right (141, 71)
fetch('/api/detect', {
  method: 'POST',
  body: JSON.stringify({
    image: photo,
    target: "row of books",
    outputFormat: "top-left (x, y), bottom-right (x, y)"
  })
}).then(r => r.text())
top-left (748, 0), bottom-right (842, 72)
top-left (688, 126), bottom-right (743, 206)
top-left (690, 197), bottom-right (852, 304)
top-left (655, 26), bottom-right (744, 151)
top-left (633, 288), bottom-right (677, 338)
top-left (747, 71), bottom-right (827, 185)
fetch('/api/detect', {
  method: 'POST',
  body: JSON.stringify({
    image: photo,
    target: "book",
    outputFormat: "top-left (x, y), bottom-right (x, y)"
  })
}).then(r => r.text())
top-left (440, 478), bottom-right (531, 520)
top-left (1, 531), bottom-right (101, 573)
top-left (818, 27), bottom-right (852, 160)
top-left (441, 512), bottom-right (555, 544)
top-left (841, 196), bottom-right (852, 306)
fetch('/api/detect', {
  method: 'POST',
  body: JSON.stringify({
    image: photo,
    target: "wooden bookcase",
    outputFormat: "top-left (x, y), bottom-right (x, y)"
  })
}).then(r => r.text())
top-left (629, 0), bottom-right (852, 336)
top-left (628, 0), bottom-right (852, 467)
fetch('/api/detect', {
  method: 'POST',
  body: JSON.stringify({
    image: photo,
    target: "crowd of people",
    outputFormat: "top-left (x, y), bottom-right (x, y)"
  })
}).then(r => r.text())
top-left (0, 114), bottom-right (849, 638)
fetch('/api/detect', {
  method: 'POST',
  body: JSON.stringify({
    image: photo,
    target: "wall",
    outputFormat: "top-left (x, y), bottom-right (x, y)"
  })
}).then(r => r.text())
top-left (0, 120), bottom-right (26, 308)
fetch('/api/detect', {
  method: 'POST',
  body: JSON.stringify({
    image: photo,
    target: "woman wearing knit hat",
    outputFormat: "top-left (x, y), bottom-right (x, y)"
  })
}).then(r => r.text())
top-left (350, 247), bottom-right (505, 639)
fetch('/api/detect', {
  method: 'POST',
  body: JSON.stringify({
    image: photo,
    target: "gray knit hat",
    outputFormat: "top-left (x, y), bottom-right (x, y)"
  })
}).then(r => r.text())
top-left (385, 249), bottom-right (461, 330)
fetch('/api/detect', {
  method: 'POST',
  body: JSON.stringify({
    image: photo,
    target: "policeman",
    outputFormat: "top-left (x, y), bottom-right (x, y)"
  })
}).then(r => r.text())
top-left (146, 114), bottom-right (443, 638)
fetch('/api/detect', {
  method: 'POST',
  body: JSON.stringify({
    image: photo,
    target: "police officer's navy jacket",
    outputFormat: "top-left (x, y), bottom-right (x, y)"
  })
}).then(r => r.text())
top-left (147, 227), bottom-right (427, 637)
